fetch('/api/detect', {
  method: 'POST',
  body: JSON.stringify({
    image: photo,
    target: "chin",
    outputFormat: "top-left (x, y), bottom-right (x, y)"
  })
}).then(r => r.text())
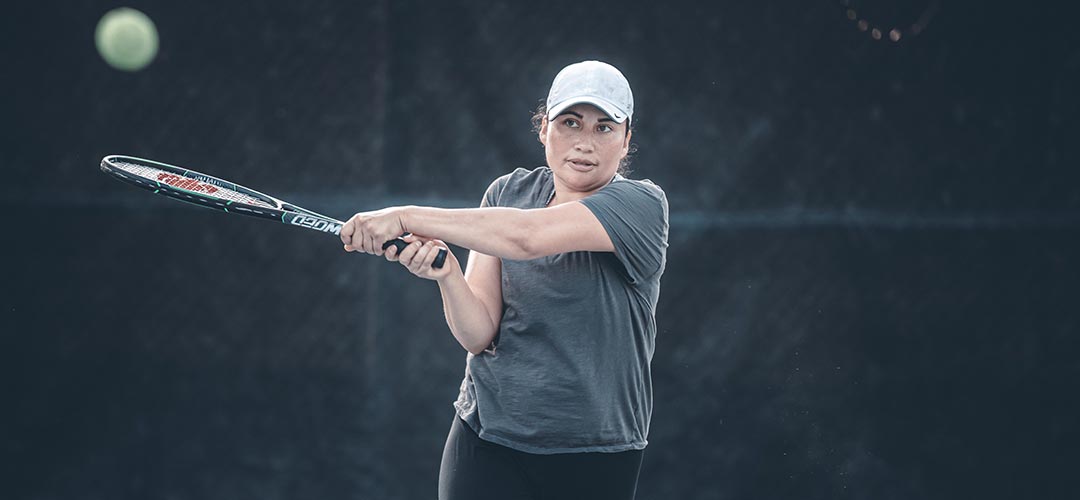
top-left (558, 163), bottom-right (615, 186)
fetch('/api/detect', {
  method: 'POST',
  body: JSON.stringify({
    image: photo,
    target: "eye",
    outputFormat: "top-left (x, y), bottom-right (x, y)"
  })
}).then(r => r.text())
top-left (597, 123), bottom-right (613, 133)
top-left (562, 118), bottom-right (580, 128)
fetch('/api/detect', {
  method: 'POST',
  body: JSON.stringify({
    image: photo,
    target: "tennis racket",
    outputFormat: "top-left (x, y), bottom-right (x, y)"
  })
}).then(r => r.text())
top-left (99, 155), bottom-right (447, 268)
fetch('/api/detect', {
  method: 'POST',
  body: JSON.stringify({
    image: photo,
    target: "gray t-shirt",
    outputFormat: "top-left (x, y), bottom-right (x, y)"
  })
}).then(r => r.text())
top-left (453, 166), bottom-right (669, 454)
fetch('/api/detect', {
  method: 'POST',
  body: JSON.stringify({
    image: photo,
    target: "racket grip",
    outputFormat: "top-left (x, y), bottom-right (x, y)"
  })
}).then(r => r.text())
top-left (382, 239), bottom-right (448, 269)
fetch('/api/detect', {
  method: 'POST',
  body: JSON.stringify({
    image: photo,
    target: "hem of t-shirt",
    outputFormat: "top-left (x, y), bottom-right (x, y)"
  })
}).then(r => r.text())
top-left (458, 411), bottom-right (648, 455)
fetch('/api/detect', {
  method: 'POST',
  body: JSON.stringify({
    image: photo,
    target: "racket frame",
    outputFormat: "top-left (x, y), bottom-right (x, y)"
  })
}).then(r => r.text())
top-left (100, 154), bottom-right (447, 268)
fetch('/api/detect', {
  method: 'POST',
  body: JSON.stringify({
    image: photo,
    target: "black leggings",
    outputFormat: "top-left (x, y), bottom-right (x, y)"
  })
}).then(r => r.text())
top-left (438, 416), bottom-right (644, 500)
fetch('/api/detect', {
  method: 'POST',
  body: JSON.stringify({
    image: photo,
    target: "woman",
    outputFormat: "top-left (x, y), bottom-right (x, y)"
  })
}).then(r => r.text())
top-left (341, 60), bottom-right (668, 500)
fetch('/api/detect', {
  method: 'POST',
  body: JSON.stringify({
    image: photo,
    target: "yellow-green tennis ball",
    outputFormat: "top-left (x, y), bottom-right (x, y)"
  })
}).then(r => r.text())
top-left (95, 8), bottom-right (159, 72)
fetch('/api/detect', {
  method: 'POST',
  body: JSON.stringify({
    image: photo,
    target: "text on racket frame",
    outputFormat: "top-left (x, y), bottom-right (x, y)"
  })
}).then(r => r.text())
top-left (289, 215), bottom-right (342, 235)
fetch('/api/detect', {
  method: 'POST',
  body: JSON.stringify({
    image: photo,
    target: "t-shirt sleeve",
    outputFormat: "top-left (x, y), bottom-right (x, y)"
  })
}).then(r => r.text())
top-left (480, 175), bottom-right (507, 208)
top-left (580, 180), bottom-right (669, 285)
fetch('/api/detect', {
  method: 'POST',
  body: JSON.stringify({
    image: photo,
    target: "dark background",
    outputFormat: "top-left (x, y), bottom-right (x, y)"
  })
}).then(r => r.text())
top-left (2, 1), bottom-right (1078, 499)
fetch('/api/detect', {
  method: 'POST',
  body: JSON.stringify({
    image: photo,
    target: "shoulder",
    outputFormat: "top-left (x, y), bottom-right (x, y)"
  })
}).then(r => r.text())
top-left (505, 166), bottom-right (551, 186)
top-left (580, 176), bottom-right (669, 235)
top-left (487, 166), bottom-right (549, 189)
top-left (596, 176), bottom-right (668, 208)
top-left (484, 166), bottom-right (551, 206)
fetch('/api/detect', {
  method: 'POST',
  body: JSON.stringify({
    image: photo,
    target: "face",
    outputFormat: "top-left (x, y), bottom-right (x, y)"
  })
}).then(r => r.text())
top-left (539, 103), bottom-right (631, 194)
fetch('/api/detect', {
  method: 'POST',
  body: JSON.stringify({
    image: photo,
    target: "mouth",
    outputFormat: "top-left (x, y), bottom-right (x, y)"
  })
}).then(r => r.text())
top-left (565, 158), bottom-right (597, 171)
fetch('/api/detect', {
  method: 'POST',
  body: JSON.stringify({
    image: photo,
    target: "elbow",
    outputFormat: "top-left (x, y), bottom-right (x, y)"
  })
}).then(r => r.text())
top-left (455, 322), bottom-right (499, 356)
top-left (514, 240), bottom-right (540, 261)
top-left (463, 335), bottom-right (494, 355)
top-left (510, 211), bottom-right (543, 260)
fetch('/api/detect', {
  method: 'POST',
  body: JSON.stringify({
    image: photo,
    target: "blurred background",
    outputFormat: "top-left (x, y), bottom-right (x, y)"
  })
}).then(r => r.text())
top-left (2, 0), bottom-right (1078, 498)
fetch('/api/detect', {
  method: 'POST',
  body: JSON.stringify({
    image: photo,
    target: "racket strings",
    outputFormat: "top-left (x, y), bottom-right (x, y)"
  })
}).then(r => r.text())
top-left (113, 161), bottom-right (275, 208)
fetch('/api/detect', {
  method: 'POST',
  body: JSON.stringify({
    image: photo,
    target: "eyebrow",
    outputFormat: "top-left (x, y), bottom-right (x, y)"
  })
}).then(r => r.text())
top-left (555, 110), bottom-right (618, 123)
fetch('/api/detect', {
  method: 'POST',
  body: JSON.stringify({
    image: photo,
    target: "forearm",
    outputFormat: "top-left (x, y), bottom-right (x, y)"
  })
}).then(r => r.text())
top-left (402, 206), bottom-right (533, 260)
top-left (437, 271), bottom-right (499, 355)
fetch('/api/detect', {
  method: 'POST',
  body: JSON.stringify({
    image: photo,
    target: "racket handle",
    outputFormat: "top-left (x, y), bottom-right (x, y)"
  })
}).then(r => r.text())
top-left (382, 239), bottom-right (448, 269)
top-left (433, 248), bottom-right (448, 269)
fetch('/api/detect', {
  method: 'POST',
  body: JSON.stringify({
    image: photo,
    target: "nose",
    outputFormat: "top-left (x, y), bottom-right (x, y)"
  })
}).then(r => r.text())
top-left (573, 138), bottom-right (594, 153)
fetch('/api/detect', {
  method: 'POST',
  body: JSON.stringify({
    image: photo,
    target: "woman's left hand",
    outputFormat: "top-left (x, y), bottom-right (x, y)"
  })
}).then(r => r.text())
top-left (385, 234), bottom-right (457, 281)
top-left (341, 207), bottom-right (407, 255)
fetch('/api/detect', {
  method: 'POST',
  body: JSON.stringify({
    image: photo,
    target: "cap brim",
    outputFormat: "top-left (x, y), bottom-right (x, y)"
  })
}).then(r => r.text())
top-left (548, 96), bottom-right (630, 124)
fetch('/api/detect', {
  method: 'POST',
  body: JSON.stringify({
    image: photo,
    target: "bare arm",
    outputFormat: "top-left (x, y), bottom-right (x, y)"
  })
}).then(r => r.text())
top-left (436, 250), bottom-right (502, 355)
top-left (341, 201), bottom-right (613, 352)
top-left (384, 235), bottom-right (502, 355)
top-left (401, 202), bottom-right (614, 260)
top-left (373, 203), bottom-right (605, 353)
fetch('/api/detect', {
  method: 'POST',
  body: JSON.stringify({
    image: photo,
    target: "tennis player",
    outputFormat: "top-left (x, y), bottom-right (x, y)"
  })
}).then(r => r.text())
top-left (341, 60), bottom-right (668, 500)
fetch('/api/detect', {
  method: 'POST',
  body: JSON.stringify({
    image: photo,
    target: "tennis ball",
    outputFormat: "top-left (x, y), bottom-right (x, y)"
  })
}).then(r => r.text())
top-left (95, 8), bottom-right (159, 72)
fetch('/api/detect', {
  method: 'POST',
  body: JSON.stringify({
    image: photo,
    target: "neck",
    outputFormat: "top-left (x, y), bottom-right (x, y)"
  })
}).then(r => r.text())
top-left (547, 172), bottom-right (617, 206)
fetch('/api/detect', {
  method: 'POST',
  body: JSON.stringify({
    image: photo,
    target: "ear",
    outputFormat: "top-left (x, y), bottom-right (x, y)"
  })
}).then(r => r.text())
top-left (621, 128), bottom-right (632, 156)
top-left (538, 117), bottom-right (548, 146)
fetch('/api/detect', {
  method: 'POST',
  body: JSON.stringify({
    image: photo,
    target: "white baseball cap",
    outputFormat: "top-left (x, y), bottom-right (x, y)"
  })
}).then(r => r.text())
top-left (546, 60), bottom-right (634, 124)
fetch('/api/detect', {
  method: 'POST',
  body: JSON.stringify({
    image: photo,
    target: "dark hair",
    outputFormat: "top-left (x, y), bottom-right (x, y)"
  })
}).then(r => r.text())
top-left (530, 100), bottom-right (638, 175)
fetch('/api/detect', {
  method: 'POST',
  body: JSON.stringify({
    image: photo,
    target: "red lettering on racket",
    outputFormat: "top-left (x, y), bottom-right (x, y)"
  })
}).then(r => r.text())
top-left (157, 172), bottom-right (219, 194)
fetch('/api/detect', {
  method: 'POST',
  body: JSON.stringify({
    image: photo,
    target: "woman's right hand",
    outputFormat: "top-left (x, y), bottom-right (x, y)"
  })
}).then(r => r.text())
top-left (384, 234), bottom-right (458, 281)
